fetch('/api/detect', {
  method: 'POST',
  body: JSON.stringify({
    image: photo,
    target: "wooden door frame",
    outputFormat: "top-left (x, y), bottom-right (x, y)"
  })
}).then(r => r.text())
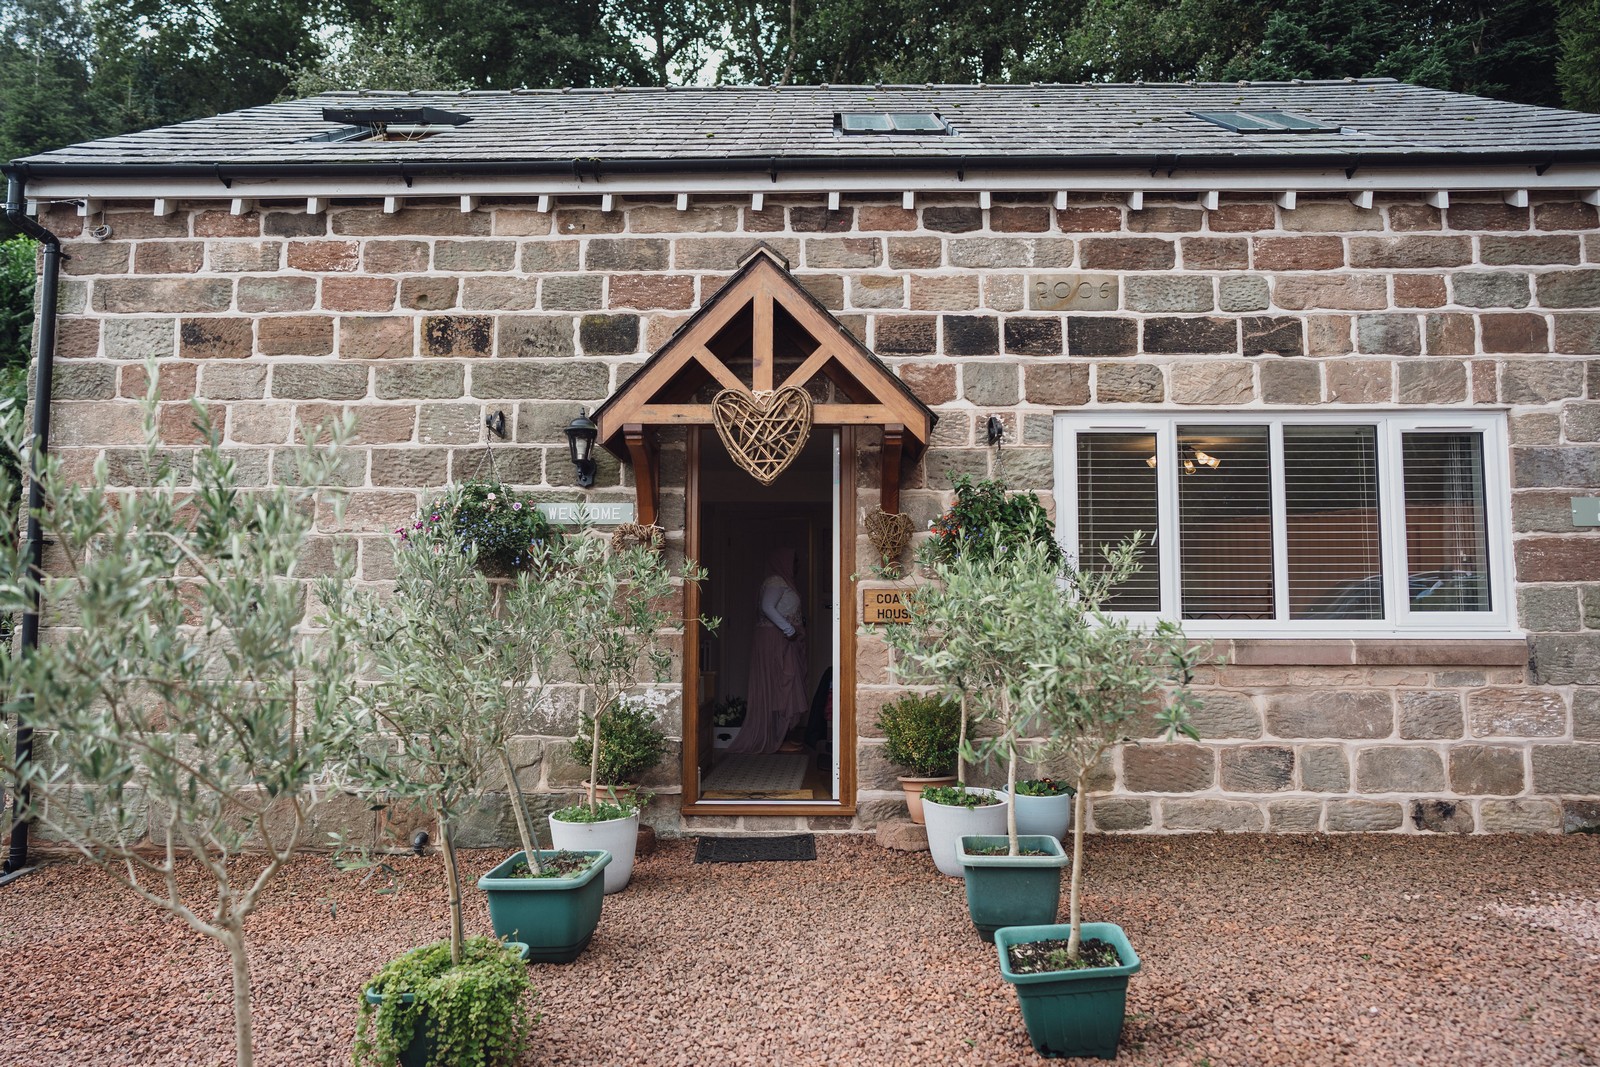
top-left (680, 426), bottom-right (858, 817)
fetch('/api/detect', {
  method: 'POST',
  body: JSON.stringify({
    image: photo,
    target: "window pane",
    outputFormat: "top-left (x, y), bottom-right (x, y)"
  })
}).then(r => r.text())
top-left (1178, 426), bottom-right (1274, 620)
top-left (1402, 433), bottom-right (1492, 612)
top-left (1076, 432), bottom-right (1160, 611)
top-left (1286, 426), bottom-right (1384, 620)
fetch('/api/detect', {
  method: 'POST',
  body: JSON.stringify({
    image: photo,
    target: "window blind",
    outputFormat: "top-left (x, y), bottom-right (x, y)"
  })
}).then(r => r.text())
top-left (1401, 432), bottom-right (1492, 613)
top-left (1076, 432), bottom-right (1160, 611)
top-left (1178, 426), bottom-right (1274, 620)
top-left (1285, 425), bottom-right (1383, 620)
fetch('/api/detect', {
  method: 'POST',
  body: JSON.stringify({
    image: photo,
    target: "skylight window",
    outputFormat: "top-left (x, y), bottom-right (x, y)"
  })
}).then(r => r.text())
top-left (311, 105), bottom-right (471, 143)
top-left (838, 112), bottom-right (951, 135)
top-left (1192, 110), bottom-right (1338, 134)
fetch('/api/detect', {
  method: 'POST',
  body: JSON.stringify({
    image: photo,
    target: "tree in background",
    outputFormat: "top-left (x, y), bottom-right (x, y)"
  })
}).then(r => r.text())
top-left (0, 0), bottom-right (111, 165)
top-left (1559, 0), bottom-right (1600, 111)
top-left (0, 236), bottom-right (34, 409)
top-left (280, 24), bottom-right (468, 97)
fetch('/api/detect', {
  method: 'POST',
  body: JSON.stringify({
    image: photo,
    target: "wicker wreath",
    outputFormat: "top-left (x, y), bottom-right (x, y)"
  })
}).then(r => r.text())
top-left (710, 386), bottom-right (814, 486)
top-left (610, 522), bottom-right (665, 554)
top-left (865, 506), bottom-right (914, 575)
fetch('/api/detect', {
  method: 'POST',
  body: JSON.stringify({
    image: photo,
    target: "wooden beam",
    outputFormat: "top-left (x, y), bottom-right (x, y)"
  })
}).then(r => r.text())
top-left (690, 346), bottom-right (745, 392)
top-left (752, 284), bottom-right (775, 391)
top-left (881, 424), bottom-right (904, 515)
top-left (623, 424), bottom-right (659, 528)
top-left (780, 342), bottom-right (836, 392)
top-left (632, 403), bottom-right (896, 425)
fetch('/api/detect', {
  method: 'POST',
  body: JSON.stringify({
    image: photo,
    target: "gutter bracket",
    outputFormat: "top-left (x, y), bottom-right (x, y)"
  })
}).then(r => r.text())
top-left (399, 162), bottom-right (413, 188)
top-left (1536, 161), bottom-right (1553, 177)
top-left (213, 163), bottom-right (231, 189)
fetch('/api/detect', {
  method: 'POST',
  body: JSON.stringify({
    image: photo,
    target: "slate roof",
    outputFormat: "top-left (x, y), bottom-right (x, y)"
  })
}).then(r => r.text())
top-left (13, 81), bottom-right (1600, 177)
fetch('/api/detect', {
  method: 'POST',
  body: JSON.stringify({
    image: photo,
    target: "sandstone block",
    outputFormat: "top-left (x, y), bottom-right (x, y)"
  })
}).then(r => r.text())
top-left (875, 819), bottom-right (929, 852)
top-left (1356, 746), bottom-right (1446, 793)
top-left (1004, 317), bottom-right (1063, 356)
top-left (922, 206), bottom-right (981, 233)
top-left (1096, 362), bottom-right (1164, 403)
top-left (990, 205), bottom-right (1052, 233)
top-left (1219, 276), bottom-right (1270, 312)
top-left (1453, 271), bottom-right (1532, 309)
top-left (1394, 274), bottom-right (1448, 308)
top-left (472, 361), bottom-right (607, 401)
top-left (541, 274), bottom-right (605, 310)
top-left (1325, 799), bottom-right (1403, 831)
top-left (1127, 205), bottom-right (1202, 233)
top-left (858, 206), bottom-right (918, 232)
top-left (1468, 687), bottom-right (1567, 737)
top-left (1254, 236), bottom-right (1343, 271)
top-left (874, 315), bottom-right (937, 354)
top-left (402, 276), bottom-right (462, 311)
top-left (1274, 274), bottom-right (1387, 311)
top-left (199, 362), bottom-right (267, 400)
top-left (1449, 744), bottom-right (1525, 795)
top-left (901, 362), bottom-right (958, 404)
top-left (1398, 691), bottom-right (1463, 740)
top-left (1518, 586), bottom-right (1581, 632)
top-left (97, 277), bottom-right (232, 314)
top-left (1056, 206), bottom-right (1124, 233)
top-left (335, 208), bottom-right (490, 238)
top-left (1172, 361), bottom-right (1255, 406)
top-left (1208, 203), bottom-right (1276, 232)
top-left (1531, 634), bottom-right (1600, 684)
top-left (323, 276), bottom-right (398, 312)
top-left (1325, 360), bottom-right (1393, 403)
top-left (1161, 798), bottom-right (1265, 831)
top-left (806, 237), bottom-right (881, 269)
top-left (499, 316), bottom-right (575, 358)
top-left (1142, 316), bottom-right (1235, 354)
top-left (1480, 798), bottom-right (1561, 833)
top-left (962, 363), bottom-right (1018, 406)
top-left (1123, 743), bottom-right (1213, 792)
top-left (519, 241), bottom-right (580, 273)
top-left (1397, 360), bottom-right (1466, 404)
top-left (1501, 360), bottom-right (1584, 403)
top-left (1090, 797), bottom-right (1151, 831)
top-left (257, 315), bottom-right (334, 357)
top-left (1348, 236), bottom-right (1472, 269)
top-left (1535, 201), bottom-right (1600, 230)
top-left (179, 318), bottom-right (252, 359)
top-left (103, 317), bottom-right (175, 361)
top-left (1531, 744), bottom-right (1600, 793)
top-left (886, 237), bottom-right (942, 269)
top-left (1267, 798), bottom-right (1323, 832)
top-left (579, 314), bottom-right (639, 355)
top-left (950, 237), bottom-right (1031, 268)
top-left (272, 364), bottom-right (367, 401)
top-left (286, 240), bottom-right (359, 272)
top-left (1424, 313), bottom-right (1475, 355)
top-left (1411, 800), bottom-right (1474, 833)
top-left (363, 240), bottom-right (429, 273)
top-left (791, 206), bottom-right (853, 232)
top-left (340, 316), bottom-right (414, 359)
top-left (1269, 691), bottom-right (1392, 739)
top-left (1563, 800), bottom-right (1600, 833)
top-left (132, 241), bottom-right (204, 275)
top-left (850, 274), bottom-right (905, 308)
top-left (1355, 314), bottom-right (1421, 356)
top-left (376, 363), bottom-right (465, 401)
top-left (1537, 270), bottom-right (1600, 308)
top-left (1243, 316), bottom-right (1306, 357)
top-left (1259, 360), bottom-right (1321, 404)
top-left (1068, 317), bottom-right (1137, 356)
top-left (1219, 746), bottom-right (1294, 792)
top-left (1575, 689), bottom-right (1600, 740)
top-left (1481, 235), bottom-right (1581, 266)
top-left (1284, 201), bottom-right (1383, 232)
top-left (674, 237), bottom-right (800, 271)
top-left (1447, 202), bottom-right (1528, 231)
top-left (1080, 238), bottom-right (1175, 271)
top-left (1180, 237), bottom-right (1248, 270)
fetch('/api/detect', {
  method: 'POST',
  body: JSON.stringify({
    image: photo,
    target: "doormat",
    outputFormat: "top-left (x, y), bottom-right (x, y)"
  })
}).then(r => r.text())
top-left (700, 752), bottom-right (809, 797)
top-left (693, 834), bottom-right (817, 864)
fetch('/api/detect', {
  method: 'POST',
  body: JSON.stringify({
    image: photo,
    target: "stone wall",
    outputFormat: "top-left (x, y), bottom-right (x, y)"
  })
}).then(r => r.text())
top-left (33, 189), bottom-right (1600, 836)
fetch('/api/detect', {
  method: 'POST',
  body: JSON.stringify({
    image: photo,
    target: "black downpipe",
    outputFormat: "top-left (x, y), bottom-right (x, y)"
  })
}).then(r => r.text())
top-left (2, 176), bottom-right (62, 873)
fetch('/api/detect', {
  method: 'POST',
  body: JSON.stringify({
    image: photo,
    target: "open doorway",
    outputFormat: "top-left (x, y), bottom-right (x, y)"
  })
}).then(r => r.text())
top-left (691, 427), bottom-right (840, 804)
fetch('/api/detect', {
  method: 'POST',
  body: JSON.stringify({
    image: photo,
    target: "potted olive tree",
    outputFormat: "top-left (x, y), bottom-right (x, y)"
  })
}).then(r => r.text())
top-left (874, 694), bottom-right (962, 825)
top-left (336, 513), bottom-right (611, 980)
top-left (993, 536), bottom-right (1203, 1061)
top-left (881, 477), bottom-right (1063, 878)
top-left (546, 535), bottom-right (715, 894)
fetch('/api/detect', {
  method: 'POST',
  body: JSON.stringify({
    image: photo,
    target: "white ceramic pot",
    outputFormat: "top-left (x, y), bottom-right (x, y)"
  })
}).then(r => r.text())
top-left (1010, 789), bottom-right (1074, 841)
top-left (921, 789), bottom-right (1008, 877)
top-left (549, 809), bottom-right (640, 894)
top-left (712, 726), bottom-right (741, 749)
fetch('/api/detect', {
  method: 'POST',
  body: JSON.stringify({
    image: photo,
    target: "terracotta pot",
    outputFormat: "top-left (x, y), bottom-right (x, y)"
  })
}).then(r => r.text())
top-left (898, 774), bottom-right (957, 825)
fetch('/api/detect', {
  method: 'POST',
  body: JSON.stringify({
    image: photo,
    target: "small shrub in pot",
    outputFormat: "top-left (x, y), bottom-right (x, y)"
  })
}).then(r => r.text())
top-left (355, 936), bottom-right (533, 1067)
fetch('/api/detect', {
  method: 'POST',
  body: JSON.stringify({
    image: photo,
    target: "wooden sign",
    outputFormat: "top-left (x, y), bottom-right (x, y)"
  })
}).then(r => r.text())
top-left (863, 588), bottom-right (912, 625)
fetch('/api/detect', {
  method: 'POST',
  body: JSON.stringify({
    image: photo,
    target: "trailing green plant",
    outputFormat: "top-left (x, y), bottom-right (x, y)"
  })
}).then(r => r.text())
top-left (711, 696), bottom-right (747, 727)
top-left (426, 479), bottom-right (559, 573)
top-left (876, 694), bottom-right (963, 778)
top-left (921, 784), bottom-right (1002, 809)
top-left (565, 689), bottom-right (669, 786)
top-left (354, 936), bottom-right (534, 1067)
top-left (926, 475), bottom-right (1061, 567)
top-left (551, 796), bottom-right (643, 823)
top-left (0, 377), bottom-right (359, 1067)
top-left (1015, 777), bottom-right (1075, 797)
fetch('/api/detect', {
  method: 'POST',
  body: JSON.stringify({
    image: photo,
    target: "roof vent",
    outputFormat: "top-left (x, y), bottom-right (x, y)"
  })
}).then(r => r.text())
top-left (1192, 110), bottom-right (1337, 133)
top-left (310, 105), bottom-right (471, 143)
top-left (837, 112), bottom-right (951, 135)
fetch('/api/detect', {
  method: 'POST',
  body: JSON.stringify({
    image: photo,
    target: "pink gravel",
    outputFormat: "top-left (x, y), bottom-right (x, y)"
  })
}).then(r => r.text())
top-left (1, 833), bottom-right (1597, 1066)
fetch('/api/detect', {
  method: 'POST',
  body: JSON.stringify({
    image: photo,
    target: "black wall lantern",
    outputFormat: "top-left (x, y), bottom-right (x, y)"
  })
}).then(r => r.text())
top-left (564, 409), bottom-right (599, 488)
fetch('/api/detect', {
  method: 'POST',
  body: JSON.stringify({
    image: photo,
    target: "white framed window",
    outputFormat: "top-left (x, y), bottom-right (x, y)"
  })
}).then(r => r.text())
top-left (1053, 411), bottom-right (1517, 637)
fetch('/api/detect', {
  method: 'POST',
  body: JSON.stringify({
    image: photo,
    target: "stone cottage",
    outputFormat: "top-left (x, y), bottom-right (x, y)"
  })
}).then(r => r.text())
top-left (7, 81), bottom-right (1600, 839)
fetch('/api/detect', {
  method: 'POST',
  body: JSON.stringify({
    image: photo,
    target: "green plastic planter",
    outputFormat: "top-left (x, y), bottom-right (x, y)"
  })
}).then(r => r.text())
top-left (957, 834), bottom-right (1069, 942)
top-left (477, 851), bottom-right (610, 963)
top-left (362, 942), bottom-right (528, 1067)
top-left (995, 922), bottom-right (1141, 1061)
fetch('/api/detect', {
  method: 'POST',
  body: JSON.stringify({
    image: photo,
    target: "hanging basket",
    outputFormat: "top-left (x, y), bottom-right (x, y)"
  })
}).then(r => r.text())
top-left (710, 386), bottom-right (814, 486)
top-left (610, 522), bottom-right (665, 554)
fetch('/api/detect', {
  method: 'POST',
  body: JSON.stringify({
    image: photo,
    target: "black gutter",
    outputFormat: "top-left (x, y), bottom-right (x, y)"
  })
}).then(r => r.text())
top-left (8, 146), bottom-right (1600, 183)
top-left (2, 176), bottom-right (61, 874)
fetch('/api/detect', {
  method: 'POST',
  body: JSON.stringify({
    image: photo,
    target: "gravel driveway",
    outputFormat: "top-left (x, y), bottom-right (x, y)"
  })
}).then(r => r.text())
top-left (1, 834), bottom-right (1596, 1066)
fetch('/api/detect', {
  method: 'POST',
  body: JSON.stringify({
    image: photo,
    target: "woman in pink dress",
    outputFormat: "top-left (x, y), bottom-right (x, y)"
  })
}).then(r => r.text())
top-left (729, 547), bottom-right (808, 754)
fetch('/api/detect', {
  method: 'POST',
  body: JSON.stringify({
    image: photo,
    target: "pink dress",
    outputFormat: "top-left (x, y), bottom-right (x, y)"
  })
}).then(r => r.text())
top-left (730, 561), bottom-right (808, 754)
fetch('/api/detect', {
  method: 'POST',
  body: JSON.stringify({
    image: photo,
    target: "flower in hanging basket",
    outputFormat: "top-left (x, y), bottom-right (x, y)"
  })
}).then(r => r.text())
top-left (451, 481), bottom-right (562, 572)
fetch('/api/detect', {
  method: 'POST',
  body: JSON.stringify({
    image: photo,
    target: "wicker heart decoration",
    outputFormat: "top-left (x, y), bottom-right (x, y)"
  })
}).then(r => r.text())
top-left (864, 506), bottom-right (914, 570)
top-left (711, 386), bottom-right (815, 486)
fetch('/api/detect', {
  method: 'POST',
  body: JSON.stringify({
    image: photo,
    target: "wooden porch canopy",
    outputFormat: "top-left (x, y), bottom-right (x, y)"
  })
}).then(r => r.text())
top-left (593, 246), bottom-right (935, 524)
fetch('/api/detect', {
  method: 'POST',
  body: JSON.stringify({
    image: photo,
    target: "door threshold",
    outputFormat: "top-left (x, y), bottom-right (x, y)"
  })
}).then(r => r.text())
top-left (681, 801), bottom-right (856, 818)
